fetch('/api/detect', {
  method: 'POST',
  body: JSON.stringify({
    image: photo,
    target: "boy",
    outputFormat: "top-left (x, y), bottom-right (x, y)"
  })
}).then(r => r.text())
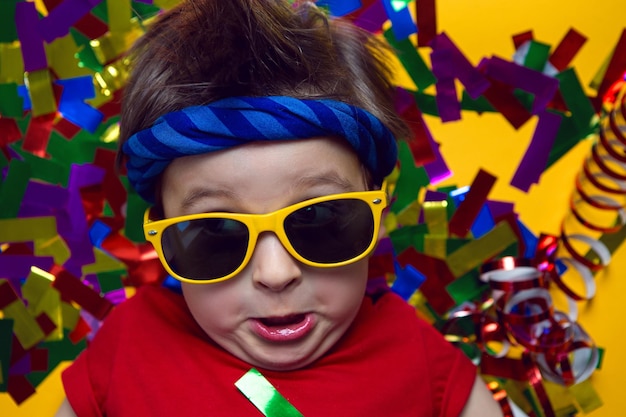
top-left (56, 0), bottom-right (504, 415)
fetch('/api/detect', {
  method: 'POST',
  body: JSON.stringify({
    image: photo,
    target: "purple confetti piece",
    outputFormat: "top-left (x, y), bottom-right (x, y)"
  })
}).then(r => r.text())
top-left (38, 0), bottom-right (105, 43)
top-left (9, 353), bottom-right (31, 376)
top-left (485, 56), bottom-right (559, 115)
top-left (431, 33), bottom-right (490, 100)
top-left (422, 124), bottom-right (452, 183)
top-left (83, 273), bottom-right (101, 293)
top-left (15, 2), bottom-right (48, 72)
top-left (353, 0), bottom-right (386, 32)
top-left (431, 48), bottom-right (461, 122)
top-left (104, 288), bottom-right (128, 305)
top-left (0, 255), bottom-right (55, 279)
top-left (510, 110), bottom-right (562, 192)
top-left (486, 200), bottom-right (516, 219)
top-left (424, 189), bottom-right (449, 202)
top-left (20, 182), bottom-right (69, 217)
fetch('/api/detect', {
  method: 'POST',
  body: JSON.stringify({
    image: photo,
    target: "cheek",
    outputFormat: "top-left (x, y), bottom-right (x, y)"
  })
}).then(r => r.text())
top-left (313, 261), bottom-right (369, 311)
top-left (181, 283), bottom-right (239, 332)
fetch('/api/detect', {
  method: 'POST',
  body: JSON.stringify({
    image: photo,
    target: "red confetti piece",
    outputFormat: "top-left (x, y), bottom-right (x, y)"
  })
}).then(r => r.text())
top-left (51, 266), bottom-right (114, 321)
top-left (549, 28), bottom-right (587, 71)
top-left (448, 169), bottom-right (497, 237)
top-left (415, 0), bottom-right (436, 47)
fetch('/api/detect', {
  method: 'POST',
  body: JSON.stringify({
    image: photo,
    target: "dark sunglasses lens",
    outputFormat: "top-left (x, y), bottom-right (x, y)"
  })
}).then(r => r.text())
top-left (284, 199), bottom-right (375, 263)
top-left (161, 218), bottom-right (249, 281)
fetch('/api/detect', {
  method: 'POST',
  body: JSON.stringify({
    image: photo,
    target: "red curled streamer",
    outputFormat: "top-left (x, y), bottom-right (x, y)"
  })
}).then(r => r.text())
top-left (561, 75), bottom-right (626, 271)
top-left (440, 245), bottom-right (600, 416)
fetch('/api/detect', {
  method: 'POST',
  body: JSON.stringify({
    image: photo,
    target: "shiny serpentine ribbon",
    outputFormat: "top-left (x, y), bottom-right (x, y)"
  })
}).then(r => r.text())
top-left (560, 74), bottom-right (626, 274)
top-left (440, 235), bottom-right (600, 416)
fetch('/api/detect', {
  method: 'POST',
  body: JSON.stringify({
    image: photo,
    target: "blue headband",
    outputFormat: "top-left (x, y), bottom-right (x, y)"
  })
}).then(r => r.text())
top-left (123, 96), bottom-right (398, 202)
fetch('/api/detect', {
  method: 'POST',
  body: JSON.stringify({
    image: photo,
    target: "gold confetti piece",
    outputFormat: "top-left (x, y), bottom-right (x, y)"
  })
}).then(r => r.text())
top-left (0, 42), bottom-right (24, 83)
top-left (25, 69), bottom-right (57, 117)
top-left (35, 234), bottom-right (71, 266)
top-left (0, 217), bottom-right (57, 242)
top-left (446, 221), bottom-right (517, 278)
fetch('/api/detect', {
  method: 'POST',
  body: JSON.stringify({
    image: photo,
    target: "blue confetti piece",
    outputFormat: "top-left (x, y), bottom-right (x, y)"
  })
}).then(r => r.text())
top-left (316, 0), bottom-right (361, 17)
top-left (381, 0), bottom-right (417, 41)
top-left (470, 204), bottom-right (495, 239)
top-left (391, 261), bottom-right (426, 300)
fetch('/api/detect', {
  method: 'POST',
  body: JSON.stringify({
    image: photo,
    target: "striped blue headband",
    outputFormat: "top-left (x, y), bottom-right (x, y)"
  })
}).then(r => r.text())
top-left (123, 96), bottom-right (398, 202)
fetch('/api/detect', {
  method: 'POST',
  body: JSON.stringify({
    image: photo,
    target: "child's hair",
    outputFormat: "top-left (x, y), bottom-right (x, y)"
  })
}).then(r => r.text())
top-left (118, 0), bottom-right (409, 156)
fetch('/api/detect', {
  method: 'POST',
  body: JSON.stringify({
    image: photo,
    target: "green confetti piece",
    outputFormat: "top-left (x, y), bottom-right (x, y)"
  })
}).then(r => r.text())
top-left (91, 1), bottom-right (110, 23)
top-left (0, 83), bottom-right (24, 118)
top-left (71, 29), bottom-right (105, 72)
top-left (131, 1), bottom-right (161, 19)
top-left (0, 319), bottom-right (14, 392)
top-left (0, 0), bottom-right (19, 42)
top-left (47, 131), bottom-right (99, 166)
top-left (446, 271), bottom-right (489, 304)
top-left (0, 158), bottom-right (31, 219)
top-left (235, 368), bottom-right (303, 417)
top-left (556, 68), bottom-right (597, 133)
top-left (0, 151), bottom-right (8, 171)
top-left (389, 223), bottom-right (428, 254)
top-left (523, 40), bottom-right (551, 72)
top-left (460, 91), bottom-right (497, 113)
top-left (97, 270), bottom-right (126, 293)
top-left (391, 141), bottom-right (430, 214)
top-left (124, 182), bottom-right (150, 242)
top-left (27, 329), bottom-right (87, 388)
top-left (412, 91), bottom-right (439, 116)
top-left (546, 115), bottom-right (587, 169)
top-left (11, 143), bottom-right (70, 187)
top-left (384, 28), bottom-right (436, 91)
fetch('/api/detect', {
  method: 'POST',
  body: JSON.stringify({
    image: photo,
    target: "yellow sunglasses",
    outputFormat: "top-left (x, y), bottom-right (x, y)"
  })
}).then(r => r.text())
top-left (143, 187), bottom-right (388, 284)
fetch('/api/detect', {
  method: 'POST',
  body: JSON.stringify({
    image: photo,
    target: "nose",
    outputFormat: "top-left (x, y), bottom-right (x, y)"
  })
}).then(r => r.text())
top-left (250, 232), bottom-right (302, 291)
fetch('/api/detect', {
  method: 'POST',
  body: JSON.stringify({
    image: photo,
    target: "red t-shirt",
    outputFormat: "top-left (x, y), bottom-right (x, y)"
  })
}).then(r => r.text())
top-left (62, 286), bottom-right (476, 416)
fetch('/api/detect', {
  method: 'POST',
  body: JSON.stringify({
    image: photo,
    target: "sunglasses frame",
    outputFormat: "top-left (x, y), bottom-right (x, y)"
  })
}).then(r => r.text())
top-left (143, 187), bottom-right (388, 284)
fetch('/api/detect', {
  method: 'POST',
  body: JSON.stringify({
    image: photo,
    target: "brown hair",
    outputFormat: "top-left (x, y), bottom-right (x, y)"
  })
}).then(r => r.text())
top-left (117, 0), bottom-right (410, 177)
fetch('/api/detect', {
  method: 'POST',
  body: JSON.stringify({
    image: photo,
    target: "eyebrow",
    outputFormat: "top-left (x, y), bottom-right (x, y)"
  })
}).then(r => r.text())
top-left (292, 171), bottom-right (358, 192)
top-left (178, 171), bottom-right (359, 211)
top-left (179, 188), bottom-right (239, 211)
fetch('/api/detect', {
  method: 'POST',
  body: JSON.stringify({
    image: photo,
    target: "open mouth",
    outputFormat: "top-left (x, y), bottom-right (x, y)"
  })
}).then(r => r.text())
top-left (251, 313), bottom-right (314, 342)
top-left (259, 314), bottom-right (307, 327)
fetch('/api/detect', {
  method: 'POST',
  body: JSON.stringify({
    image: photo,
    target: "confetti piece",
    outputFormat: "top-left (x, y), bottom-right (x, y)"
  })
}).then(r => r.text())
top-left (51, 266), bottom-right (113, 320)
top-left (484, 56), bottom-right (559, 115)
top-left (316, 0), bottom-right (362, 17)
top-left (381, 0), bottom-right (417, 41)
top-left (235, 368), bottom-right (304, 417)
top-left (510, 110), bottom-right (561, 192)
top-left (15, 2), bottom-right (47, 72)
top-left (415, 0), bottom-right (436, 47)
top-left (448, 169), bottom-right (497, 237)
top-left (549, 28), bottom-right (587, 72)
top-left (0, 280), bottom-right (46, 349)
top-left (384, 28), bottom-right (436, 91)
top-left (0, 159), bottom-right (30, 219)
top-left (38, 0), bottom-right (105, 43)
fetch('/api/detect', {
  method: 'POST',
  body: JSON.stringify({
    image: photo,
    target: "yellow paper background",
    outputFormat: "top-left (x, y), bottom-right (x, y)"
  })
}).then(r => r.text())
top-left (2, 0), bottom-right (625, 415)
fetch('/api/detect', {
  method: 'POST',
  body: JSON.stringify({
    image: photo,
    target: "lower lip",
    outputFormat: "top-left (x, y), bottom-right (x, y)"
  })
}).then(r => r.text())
top-left (250, 314), bottom-right (315, 342)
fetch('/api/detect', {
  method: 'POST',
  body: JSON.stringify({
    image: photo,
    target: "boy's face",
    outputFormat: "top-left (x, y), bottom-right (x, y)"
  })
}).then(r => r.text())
top-left (160, 137), bottom-right (374, 371)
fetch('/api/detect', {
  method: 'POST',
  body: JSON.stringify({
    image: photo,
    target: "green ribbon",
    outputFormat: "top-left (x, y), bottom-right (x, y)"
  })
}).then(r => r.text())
top-left (235, 368), bottom-right (304, 417)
